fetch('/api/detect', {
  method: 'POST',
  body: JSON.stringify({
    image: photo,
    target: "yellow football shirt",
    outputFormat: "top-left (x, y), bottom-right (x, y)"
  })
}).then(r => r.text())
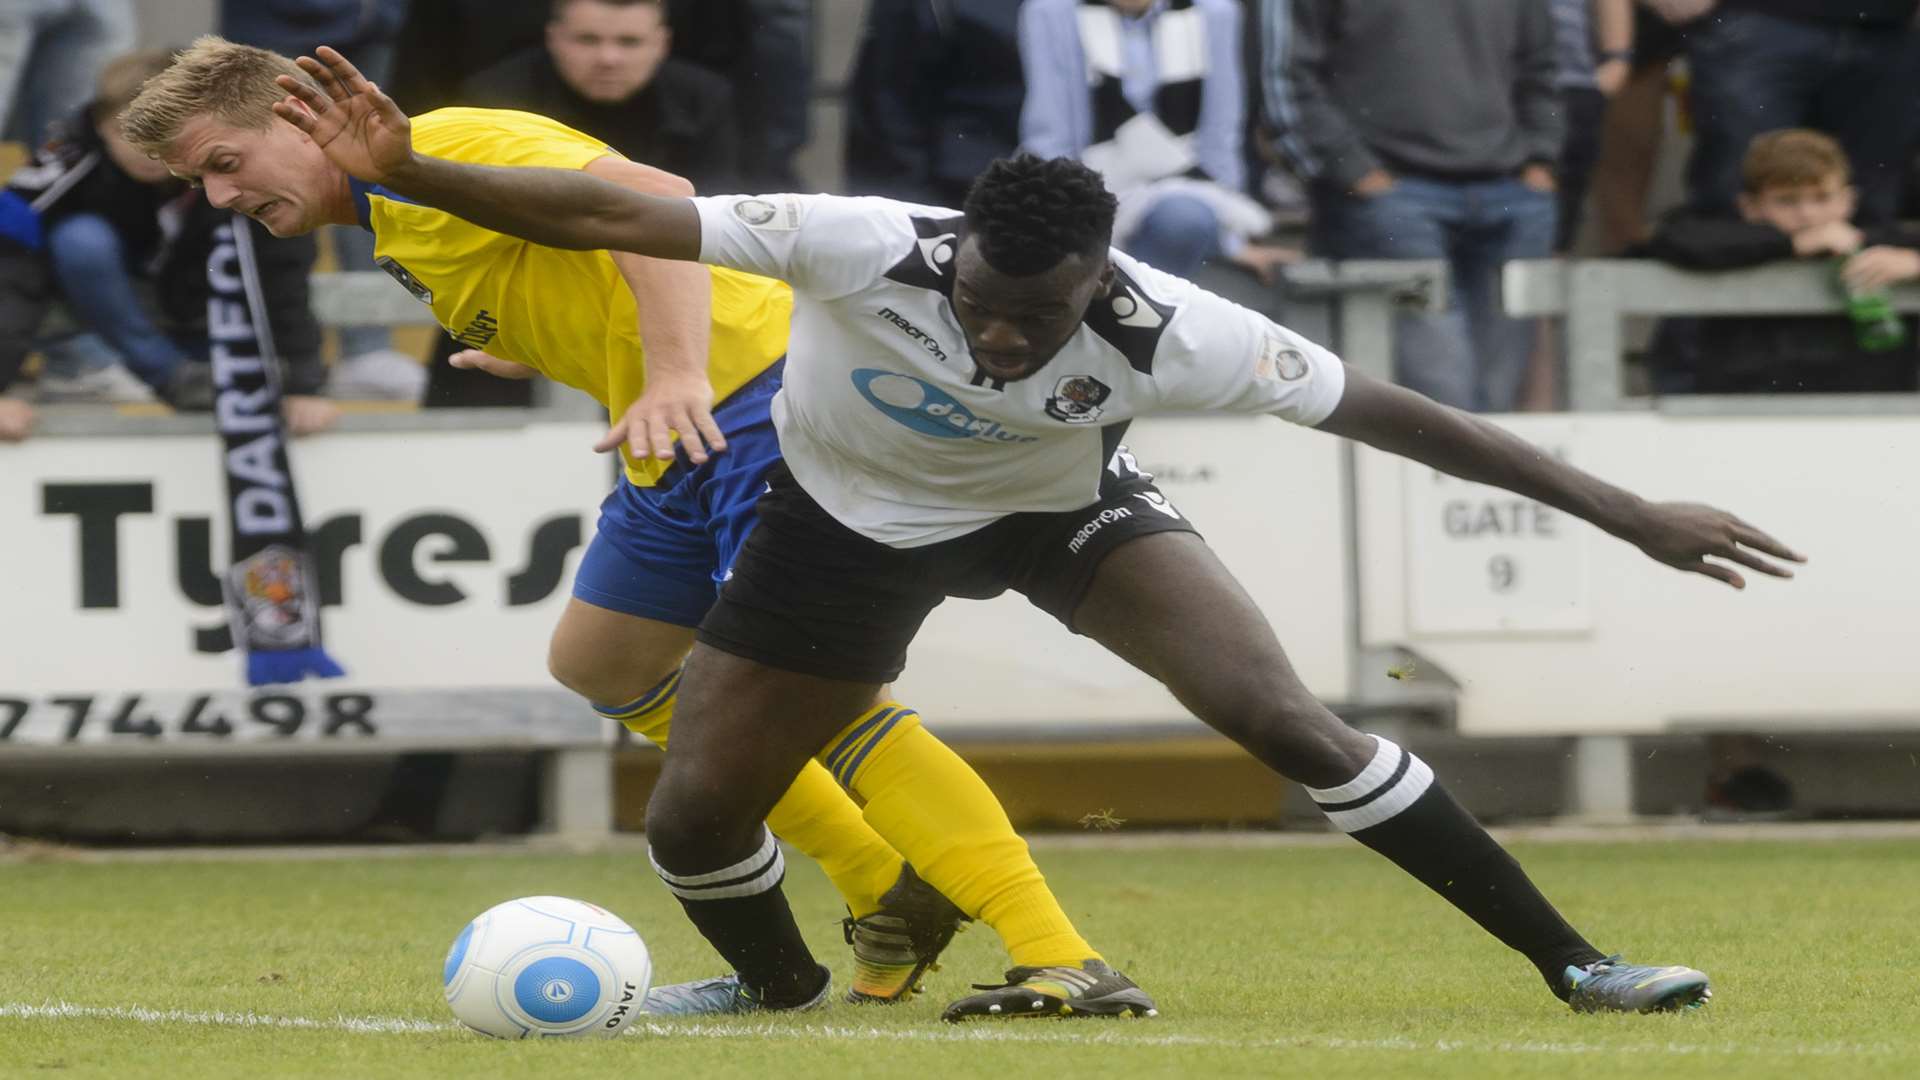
top-left (354, 107), bottom-right (792, 485)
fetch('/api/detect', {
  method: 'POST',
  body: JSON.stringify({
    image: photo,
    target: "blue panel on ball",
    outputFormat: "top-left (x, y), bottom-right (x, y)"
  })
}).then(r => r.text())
top-left (443, 922), bottom-right (475, 987)
top-left (513, 956), bottom-right (601, 1025)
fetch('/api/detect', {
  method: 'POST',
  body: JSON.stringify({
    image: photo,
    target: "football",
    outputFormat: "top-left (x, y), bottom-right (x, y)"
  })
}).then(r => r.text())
top-left (441, 896), bottom-right (653, 1039)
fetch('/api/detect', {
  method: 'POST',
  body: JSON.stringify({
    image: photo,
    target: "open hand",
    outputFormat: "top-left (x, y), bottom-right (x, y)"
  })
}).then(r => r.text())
top-left (272, 46), bottom-right (414, 184)
top-left (1626, 501), bottom-right (1804, 589)
top-left (593, 373), bottom-right (726, 464)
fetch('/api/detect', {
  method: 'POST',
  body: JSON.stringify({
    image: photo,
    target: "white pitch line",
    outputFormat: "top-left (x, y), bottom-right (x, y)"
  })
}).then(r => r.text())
top-left (0, 1000), bottom-right (449, 1035)
top-left (0, 1001), bottom-right (1900, 1060)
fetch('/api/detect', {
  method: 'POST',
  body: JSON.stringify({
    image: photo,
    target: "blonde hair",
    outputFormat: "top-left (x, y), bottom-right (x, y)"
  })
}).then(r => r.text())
top-left (119, 35), bottom-right (316, 155)
top-left (1742, 129), bottom-right (1851, 194)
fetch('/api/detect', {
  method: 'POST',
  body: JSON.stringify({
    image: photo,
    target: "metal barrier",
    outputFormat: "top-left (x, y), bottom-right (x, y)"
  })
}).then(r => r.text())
top-left (1503, 258), bottom-right (1920, 412)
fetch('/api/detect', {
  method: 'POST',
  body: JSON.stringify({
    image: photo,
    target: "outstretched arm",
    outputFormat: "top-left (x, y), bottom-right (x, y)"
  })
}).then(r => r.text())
top-left (1317, 369), bottom-right (1806, 589)
top-left (273, 47), bottom-right (701, 258)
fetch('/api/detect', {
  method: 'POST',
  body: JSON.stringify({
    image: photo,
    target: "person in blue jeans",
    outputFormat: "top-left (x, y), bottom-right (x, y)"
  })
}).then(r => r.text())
top-left (0, 0), bottom-right (134, 144)
top-left (1682, 0), bottom-right (1920, 228)
top-left (1264, 0), bottom-right (1564, 412)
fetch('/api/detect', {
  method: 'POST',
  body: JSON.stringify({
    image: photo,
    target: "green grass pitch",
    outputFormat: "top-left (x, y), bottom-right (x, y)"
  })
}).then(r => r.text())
top-left (2, 835), bottom-right (1916, 1079)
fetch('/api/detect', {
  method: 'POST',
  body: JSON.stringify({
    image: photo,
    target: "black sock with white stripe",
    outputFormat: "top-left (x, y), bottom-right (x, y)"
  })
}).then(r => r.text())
top-left (1308, 736), bottom-right (1604, 998)
top-left (650, 828), bottom-right (824, 1006)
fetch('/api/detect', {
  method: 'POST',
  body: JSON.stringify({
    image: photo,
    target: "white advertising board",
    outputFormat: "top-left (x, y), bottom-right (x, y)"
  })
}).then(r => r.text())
top-left (1, 423), bottom-right (612, 748)
top-left (1357, 413), bottom-right (1920, 735)
top-left (895, 415), bottom-right (1353, 732)
top-left (1404, 423), bottom-right (1591, 635)
top-left (1, 416), bottom-right (1355, 749)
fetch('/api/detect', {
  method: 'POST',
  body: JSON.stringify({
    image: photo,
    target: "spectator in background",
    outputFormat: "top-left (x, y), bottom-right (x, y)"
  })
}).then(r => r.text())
top-left (0, 184), bottom-right (47, 439)
top-left (1587, 0), bottom-right (1707, 253)
top-left (0, 50), bottom-right (338, 436)
top-left (844, 0), bottom-right (1024, 209)
top-left (1645, 129), bottom-right (1920, 394)
top-left (461, 0), bottom-right (737, 193)
top-left (0, 0), bottom-right (134, 145)
top-left (386, 0), bottom-right (548, 112)
top-left (1, 46), bottom-right (170, 406)
top-left (223, 0), bottom-right (412, 378)
top-left (1685, 0), bottom-right (1920, 226)
top-left (388, 0), bottom-right (804, 186)
top-left (1264, 0), bottom-right (1563, 413)
top-left (1021, 0), bottom-right (1293, 282)
top-left (1553, 0), bottom-right (1634, 253)
top-left (727, 0), bottom-right (812, 191)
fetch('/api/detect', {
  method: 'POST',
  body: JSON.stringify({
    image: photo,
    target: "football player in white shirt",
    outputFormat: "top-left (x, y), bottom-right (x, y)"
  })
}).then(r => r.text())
top-left (278, 51), bottom-right (1804, 1018)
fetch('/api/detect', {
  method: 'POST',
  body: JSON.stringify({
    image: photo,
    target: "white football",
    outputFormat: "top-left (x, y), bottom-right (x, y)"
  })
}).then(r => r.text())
top-left (442, 895), bottom-right (652, 1039)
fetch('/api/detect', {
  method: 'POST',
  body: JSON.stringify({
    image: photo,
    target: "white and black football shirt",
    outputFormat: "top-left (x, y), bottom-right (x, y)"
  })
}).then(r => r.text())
top-left (691, 193), bottom-right (1347, 547)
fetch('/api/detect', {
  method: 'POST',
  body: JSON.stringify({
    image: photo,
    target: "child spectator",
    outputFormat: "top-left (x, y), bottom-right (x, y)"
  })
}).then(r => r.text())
top-left (1645, 129), bottom-right (1920, 394)
top-left (0, 50), bottom-right (337, 435)
top-left (1684, 0), bottom-right (1920, 227)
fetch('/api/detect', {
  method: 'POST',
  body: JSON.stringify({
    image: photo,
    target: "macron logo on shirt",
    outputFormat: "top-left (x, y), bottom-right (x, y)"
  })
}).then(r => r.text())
top-left (875, 307), bottom-right (950, 363)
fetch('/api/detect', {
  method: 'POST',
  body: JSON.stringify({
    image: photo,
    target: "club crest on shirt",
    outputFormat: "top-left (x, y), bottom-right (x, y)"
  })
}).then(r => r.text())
top-left (1044, 374), bottom-right (1111, 424)
top-left (375, 255), bottom-right (432, 305)
top-left (1256, 331), bottom-right (1311, 381)
top-left (733, 196), bottom-right (801, 229)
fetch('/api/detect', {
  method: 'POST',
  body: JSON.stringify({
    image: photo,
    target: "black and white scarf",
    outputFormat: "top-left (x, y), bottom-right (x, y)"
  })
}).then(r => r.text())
top-left (1074, 0), bottom-right (1269, 245)
top-left (206, 216), bottom-right (344, 686)
top-left (1078, 0), bottom-right (1209, 189)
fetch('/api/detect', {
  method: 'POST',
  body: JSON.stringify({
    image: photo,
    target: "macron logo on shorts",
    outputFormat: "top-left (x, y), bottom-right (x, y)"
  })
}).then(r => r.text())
top-left (1067, 505), bottom-right (1134, 554)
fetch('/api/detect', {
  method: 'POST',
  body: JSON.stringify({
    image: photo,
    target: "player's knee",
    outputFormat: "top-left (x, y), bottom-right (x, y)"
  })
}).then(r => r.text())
top-left (1193, 676), bottom-right (1367, 780)
top-left (546, 642), bottom-right (672, 710)
top-left (645, 767), bottom-right (763, 867)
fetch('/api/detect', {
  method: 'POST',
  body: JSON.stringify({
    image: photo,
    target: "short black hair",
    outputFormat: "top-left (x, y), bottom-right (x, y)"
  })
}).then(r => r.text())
top-left (550, 0), bottom-right (663, 20)
top-left (962, 153), bottom-right (1117, 277)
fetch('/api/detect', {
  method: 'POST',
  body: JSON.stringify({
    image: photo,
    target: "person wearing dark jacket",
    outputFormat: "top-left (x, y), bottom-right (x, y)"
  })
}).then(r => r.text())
top-left (388, 0), bottom-right (796, 188)
top-left (0, 50), bottom-right (334, 439)
top-left (1644, 128), bottom-right (1920, 394)
top-left (1683, 0), bottom-right (1920, 226)
top-left (843, 0), bottom-right (1024, 210)
top-left (458, 0), bottom-right (737, 193)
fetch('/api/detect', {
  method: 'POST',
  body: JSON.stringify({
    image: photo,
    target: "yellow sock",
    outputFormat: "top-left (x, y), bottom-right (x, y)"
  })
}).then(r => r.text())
top-left (597, 673), bottom-right (903, 918)
top-left (820, 702), bottom-right (1100, 968)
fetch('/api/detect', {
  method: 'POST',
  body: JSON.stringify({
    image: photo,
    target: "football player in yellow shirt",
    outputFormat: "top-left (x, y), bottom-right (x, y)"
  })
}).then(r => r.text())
top-left (121, 36), bottom-right (1143, 1017)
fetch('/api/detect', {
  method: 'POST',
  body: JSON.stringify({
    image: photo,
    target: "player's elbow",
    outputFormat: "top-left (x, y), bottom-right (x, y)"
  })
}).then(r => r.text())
top-left (649, 172), bottom-right (695, 199)
top-left (586, 155), bottom-right (696, 199)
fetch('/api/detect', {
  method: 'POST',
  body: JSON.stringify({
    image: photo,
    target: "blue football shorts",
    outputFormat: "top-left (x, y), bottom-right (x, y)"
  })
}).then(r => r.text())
top-left (570, 359), bottom-right (785, 627)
